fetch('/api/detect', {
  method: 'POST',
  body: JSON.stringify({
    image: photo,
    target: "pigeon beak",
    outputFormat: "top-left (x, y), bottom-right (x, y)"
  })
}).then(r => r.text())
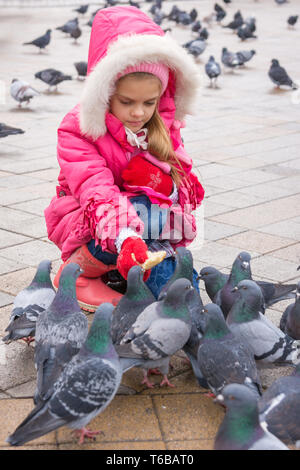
top-left (214, 393), bottom-right (224, 404)
top-left (197, 275), bottom-right (202, 281)
top-left (231, 286), bottom-right (238, 293)
top-left (297, 265), bottom-right (300, 271)
top-left (242, 261), bottom-right (249, 270)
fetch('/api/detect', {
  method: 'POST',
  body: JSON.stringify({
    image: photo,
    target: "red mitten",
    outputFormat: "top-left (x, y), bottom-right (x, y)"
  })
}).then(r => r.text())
top-left (122, 155), bottom-right (173, 197)
top-left (117, 236), bottom-right (151, 281)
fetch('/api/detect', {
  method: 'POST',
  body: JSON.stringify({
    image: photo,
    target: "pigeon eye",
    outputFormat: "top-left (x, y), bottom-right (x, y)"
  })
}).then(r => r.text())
top-left (228, 395), bottom-right (235, 400)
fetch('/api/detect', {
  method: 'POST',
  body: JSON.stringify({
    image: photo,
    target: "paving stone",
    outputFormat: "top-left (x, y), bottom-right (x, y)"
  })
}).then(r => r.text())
top-left (192, 241), bottom-right (260, 268)
top-left (0, 254), bottom-right (26, 275)
top-left (0, 341), bottom-right (36, 390)
top-left (9, 197), bottom-right (53, 217)
top-left (258, 219), bottom-right (300, 241)
top-left (218, 230), bottom-right (296, 255)
top-left (0, 240), bottom-right (61, 267)
top-left (203, 219), bottom-right (246, 241)
top-left (248, 255), bottom-right (298, 283)
top-left (271, 243), bottom-right (300, 263)
top-left (0, 229), bottom-right (31, 249)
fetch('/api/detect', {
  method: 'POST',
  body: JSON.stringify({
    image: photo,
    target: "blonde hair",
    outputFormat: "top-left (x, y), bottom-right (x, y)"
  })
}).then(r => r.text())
top-left (116, 72), bottom-right (185, 187)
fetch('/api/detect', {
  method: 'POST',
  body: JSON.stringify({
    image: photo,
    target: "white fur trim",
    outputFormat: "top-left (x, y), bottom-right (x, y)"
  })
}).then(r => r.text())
top-left (80, 33), bottom-right (201, 140)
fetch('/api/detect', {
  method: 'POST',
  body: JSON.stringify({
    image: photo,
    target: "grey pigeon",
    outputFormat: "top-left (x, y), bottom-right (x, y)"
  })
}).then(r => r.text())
top-left (198, 266), bottom-right (228, 302)
top-left (280, 282), bottom-right (300, 339)
top-left (205, 55), bottom-right (222, 87)
top-left (258, 363), bottom-right (300, 446)
top-left (287, 15), bottom-right (298, 27)
top-left (183, 38), bottom-right (206, 58)
top-left (275, 0), bottom-right (289, 4)
top-left (227, 279), bottom-right (300, 364)
top-left (70, 26), bottom-right (82, 43)
top-left (6, 303), bottom-right (122, 446)
top-left (3, 260), bottom-right (55, 345)
top-left (33, 263), bottom-right (88, 404)
top-left (56, 18), bottom-right (79, 35)
top-left (221, 47), bottom-right (243, 70)
top-left (0, 123), bottom-right (24, 138)
top-left (35, 68), bottom-right (72, 92)
top-left (213, 251), bottom-right (297, 317)
top-left (111, 265), bottom-right (156, 345)
top-left (268, 59), bottom-right (298, 89)
top-left (73, 4), bottom-right (89, 15)
top-left (74, 61), bottom-right (87, 80)
top-left (23, 29), bottom-right (51, 51)
top-left (10, 78), bottom-right (39, 107)
top-left (197, 303), bottom-right (262, 397)
top-left (116, 278), bottom-right (193, 388)
top-left (214, 383), bottom-right (289, 450)
top-left (191, 20), bottom-right (202, 33)
top-left (236, 49), bottom-right (256, 65)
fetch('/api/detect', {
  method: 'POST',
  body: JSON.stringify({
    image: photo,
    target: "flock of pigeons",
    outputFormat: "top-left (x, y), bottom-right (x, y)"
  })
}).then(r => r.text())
top-left (3, 246), bottom-right (300, 450)
top-left (1, 0), bottom-right (300, 451)
top-left (1, 0), bottom-right (299, 138)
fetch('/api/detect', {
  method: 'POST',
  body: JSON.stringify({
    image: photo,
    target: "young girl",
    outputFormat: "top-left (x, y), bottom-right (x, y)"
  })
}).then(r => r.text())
top-left (44, 5), bottom-right (205, 312)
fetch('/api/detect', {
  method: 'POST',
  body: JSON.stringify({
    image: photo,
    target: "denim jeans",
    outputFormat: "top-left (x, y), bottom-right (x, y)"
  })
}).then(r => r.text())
top-left (87, 195), bottom-right (199, 298)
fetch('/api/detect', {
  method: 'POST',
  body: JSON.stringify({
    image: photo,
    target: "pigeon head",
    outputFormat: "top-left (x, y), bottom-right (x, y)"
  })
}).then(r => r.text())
top-left (85, 302), bottom-right (115, 355)
top-left (228, 280), bottom-right (262, 323)
top-left (271, 59), bottom-right (279, 67)
top-left (29, 259), bottom-right (53, 288)
top-left (126, 265), bottom-right (154, 301)
top-left (158, 247), bottom-right (194, 300)
top-left (198, 266), bottom-right (222, 281)
top-left (230, 252), bottom-right (252, 284)
top-left (209, 55), bottom-right (215, 61)
top-left (163, 278), bottom-right (193, 317)
top-left (201, 303), bottom-right (230, 339)
top-left (215, 383), bottom-right (259, 413)
top-left (234, 280), bottom-right (263, 308)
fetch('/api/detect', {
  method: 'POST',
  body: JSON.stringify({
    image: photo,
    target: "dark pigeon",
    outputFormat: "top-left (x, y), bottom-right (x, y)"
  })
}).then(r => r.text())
top-left (198, 266), bottom-right (228, 302)
top-left (70, 26), bottom-right (82, 43)
top-left (0, 123), bottom-right (25, 138)
top-left (275, 0), bottom-right (289, 4)
top-left (116, 278), bottom-right (193, 388)
top-left (3, 260), bottom-right (55, 345)
top-left (287, 15), bottom-right (298, 27)
top-left (280, 282), bottom-right (300, 339)
top-left (191, 20), bottom-right (202, 32)
top-left (214, 3), bottom-right (227, 23)
top-left (23, 29), bottom-right (51, 51)
top-left (56, 18), bottom-right (79, 35)
top-left (214, 383), bottom-right (289, 450)
top-left (33, 263), bottom-right (88, 405)
top-left (197, 303), bottom-right (262, 397)
top-left (73, 4), bottom-right (89, 15)
top-left (199, 27), bottom-right (209, 41)
top-left (111, 265), bottom-right (156, 345)
top-left (237, 23), bottom-right (257, 41)
top-left (74, 61), bottom-right (87, 80)
top-left (227, 280), bottom-right (300, 365)
top-left (35, 68), bottom-right (72, 91)
top-left (258, 363), bottom-right (300, 446)
top-left (6, 303), bottom-right (122, 447)
top-left (205, 55), bottom-right (222, 87)
top-left (222, 10), bottom-right (244, 31)
top-left (268, 59), bottom-right (298, 89)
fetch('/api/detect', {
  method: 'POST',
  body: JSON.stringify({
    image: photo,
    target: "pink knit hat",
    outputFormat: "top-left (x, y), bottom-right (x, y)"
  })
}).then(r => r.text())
top-left (117, 62), bottom-right (169, 94)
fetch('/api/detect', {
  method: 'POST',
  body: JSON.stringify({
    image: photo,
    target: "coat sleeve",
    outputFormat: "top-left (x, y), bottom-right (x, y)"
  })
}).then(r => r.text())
top-left (57, 109), bottom-right (144, 253)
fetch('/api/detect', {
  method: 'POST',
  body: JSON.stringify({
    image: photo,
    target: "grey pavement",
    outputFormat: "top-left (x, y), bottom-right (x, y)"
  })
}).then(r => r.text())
top-left (0, 0), bottom-right (299, 450)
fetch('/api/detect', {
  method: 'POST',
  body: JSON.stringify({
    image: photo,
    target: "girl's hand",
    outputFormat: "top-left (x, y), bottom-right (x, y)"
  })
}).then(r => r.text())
top-left (117, 236), bottom-right (151, 281)
top-left (122, 155), bottom-right (173, 197)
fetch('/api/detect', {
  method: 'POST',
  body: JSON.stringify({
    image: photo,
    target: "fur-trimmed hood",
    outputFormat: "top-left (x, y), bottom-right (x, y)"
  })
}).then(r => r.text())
top-left (79, 5), bottom-right (201, 141)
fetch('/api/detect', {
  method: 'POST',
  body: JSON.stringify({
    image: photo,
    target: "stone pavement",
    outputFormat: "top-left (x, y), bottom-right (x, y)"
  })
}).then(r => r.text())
top-left (0, 0), bottom-right (300, 451)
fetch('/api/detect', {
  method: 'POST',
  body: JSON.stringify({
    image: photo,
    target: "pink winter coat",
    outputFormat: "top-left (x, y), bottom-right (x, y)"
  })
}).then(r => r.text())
top-left (44, 5), bottom-right (204, 262)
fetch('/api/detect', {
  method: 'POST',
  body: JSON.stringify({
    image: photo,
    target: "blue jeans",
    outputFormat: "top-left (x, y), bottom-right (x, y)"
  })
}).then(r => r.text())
top-left (87, 195), bottom-right (199, 298)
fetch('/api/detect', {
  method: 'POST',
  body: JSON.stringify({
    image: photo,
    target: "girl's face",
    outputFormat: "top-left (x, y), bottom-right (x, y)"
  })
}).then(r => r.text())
top-left (110, 74), bottom-right (161, 132)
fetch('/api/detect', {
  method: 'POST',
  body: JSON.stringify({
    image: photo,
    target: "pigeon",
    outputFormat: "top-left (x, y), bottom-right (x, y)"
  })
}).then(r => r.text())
top-left (191, 20), bottom-right (202, 33)
top-left (275, 0), bottom-right (289, 4)
top-left (183, 38), bottom-right (207, 58)
top-left (115, 278), bottom-right (193, 388)
top-left (3, 260), bottom-right (56, 345)
top-left (227, 280), bottom-right (300, 365)
top-left (237, 23), bottom-right (257, 41)
top-left (35, 69), bottom-right (72, 91)
top-left (268, 59), bottom-right (298, 89)
top-left (129, 0), bottom-right (141, 8)
top-left (10, 78), bottom-right (39, 107)
top-left (198, 266), bottom-right (228, 302)
top-left (56, 18), bottom-right (79, 35)
top-left (74, 61), bottom-right (88, 80)
top-left (214, 383), bottom-right (289, 450)
top-left (23, 29), bottom-right (51, 51)
top-left (213, 252), bottom-right (297, 317)
top-left (189, 8), bottom-right (198, 22)
top-left (6, 303), bottom-right (122, 447)
top-left (279, 282), bottom-right (300, 340)
top-left (111, 265), bottom-right (156, 346)
top-left (214, 4), bottom-right (227, 23)
top-left (33, 263), bottom-right (88, 405)
top-left (0, 123), bottom-right (25, 138)
top-left (223, 0), bottom-right (231, 4)
top-left (223, 11), bottom-right (244, 31)
top-left (70, 26), bottom-right (82, 43)
top-left (199, 27), bottom-right (209, 41)
top-left (221, 47), bottom-right (243, 70)
top-left (258, 363), bottom-right (300, 446)
top-left (196, 303), bottom-right (262, 397)
top-left (236, 49), bottom-right (256, 65)
top-left (205, 56), bottom-right (222, 87)
top-left (73, 4), bottom-right (89, 15)
top-left (287, 15), bottom-right (298, 27)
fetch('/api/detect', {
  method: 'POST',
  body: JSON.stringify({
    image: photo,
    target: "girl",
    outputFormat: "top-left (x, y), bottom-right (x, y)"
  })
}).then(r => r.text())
top-left (44, 5), bottom-right (205, 312)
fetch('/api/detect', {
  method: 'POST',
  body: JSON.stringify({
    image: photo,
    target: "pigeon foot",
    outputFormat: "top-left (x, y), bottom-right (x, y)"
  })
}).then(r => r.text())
top-left (141, 375), bottom-right (155, 388)
top-left (21, 336), bottom-right (35, 346)
top-left (72, 427), bottom-right (103, 445)
top-left (160, 375), bottom-right (175, 388)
